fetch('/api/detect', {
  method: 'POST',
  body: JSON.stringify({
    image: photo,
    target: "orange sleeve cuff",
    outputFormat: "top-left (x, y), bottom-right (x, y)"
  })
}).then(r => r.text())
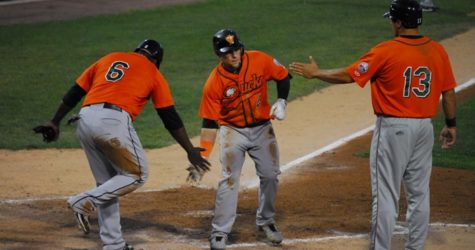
top-left (200, 139), bottom-right (215, 158)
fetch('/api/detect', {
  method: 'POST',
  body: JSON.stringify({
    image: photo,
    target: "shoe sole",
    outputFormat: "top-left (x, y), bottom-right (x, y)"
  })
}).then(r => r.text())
top-left (258, 226), bottom-right (283, 245)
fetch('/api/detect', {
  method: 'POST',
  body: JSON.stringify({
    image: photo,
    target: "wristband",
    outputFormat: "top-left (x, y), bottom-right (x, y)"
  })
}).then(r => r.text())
top-left (445, 118), bottom-right (456, 128)
top-left (200, 139), bottom-right (214, 158)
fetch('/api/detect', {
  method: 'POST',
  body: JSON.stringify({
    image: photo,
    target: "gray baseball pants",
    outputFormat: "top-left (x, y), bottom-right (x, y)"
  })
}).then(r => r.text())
top-left (211, 121), bottom-right (281, 236)
top-left (369, 116), bottom-right (433, 250)
top-left (68, 104), bottom-right (148, 250)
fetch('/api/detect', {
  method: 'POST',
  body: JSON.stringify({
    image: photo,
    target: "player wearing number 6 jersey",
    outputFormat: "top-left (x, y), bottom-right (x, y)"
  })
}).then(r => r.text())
top-left (290, 0), bottom-right (456, 249)
top-left (34, 39), bottom-right (209, 250)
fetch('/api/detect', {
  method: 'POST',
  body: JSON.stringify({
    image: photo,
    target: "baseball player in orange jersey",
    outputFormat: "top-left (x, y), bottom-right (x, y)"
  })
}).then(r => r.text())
top-left (195, 29), bottom-right (291, 250)
top-left (33, 39), bottom-right (209, 250)
top-left (290, 0), bottom-right (456, 249)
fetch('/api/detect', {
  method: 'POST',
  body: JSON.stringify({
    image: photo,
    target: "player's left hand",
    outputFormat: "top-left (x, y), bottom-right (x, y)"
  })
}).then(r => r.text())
top-left (186, 164), bottom-right (205, 184)
top-left (187, 147), bottom-right (211, 172)
top-left (270, 98), bottom-right (287, 120)
top-left (440, 126), bottom-right (456, 149)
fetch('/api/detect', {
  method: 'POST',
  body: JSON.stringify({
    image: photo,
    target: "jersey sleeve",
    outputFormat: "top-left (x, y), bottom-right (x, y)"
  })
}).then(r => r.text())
top-left (151, 71), bottom-right (175, 108)
top-left (345, 45), bottom-right (386, 88)
top-left (75, 62), bottom-right (97, 92)
top-left (260, 51), bottom-right (289, 81)
top-left (199, 72), bottom-right (222, 121)
top-left (440, 48), bottom-right (457, 92)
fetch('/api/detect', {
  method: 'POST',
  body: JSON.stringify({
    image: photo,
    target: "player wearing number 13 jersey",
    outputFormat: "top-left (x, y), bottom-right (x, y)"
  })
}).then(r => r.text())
top-left (347, 35), bottom-right (455, 118)
top-left (290, 1), bottom-right (457, 249)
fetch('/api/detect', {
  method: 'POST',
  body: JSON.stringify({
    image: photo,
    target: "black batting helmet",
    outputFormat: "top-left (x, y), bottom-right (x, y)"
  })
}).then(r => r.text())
top-left (384, 0), bottom-right (422, 28)
top-left (212, 29), bottom-right (245, 56)
top-left (135, 39), bottom-right (164, 69)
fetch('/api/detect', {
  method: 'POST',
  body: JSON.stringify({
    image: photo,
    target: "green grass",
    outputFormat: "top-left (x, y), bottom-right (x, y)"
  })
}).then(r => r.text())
top-left (354, 98), bottom-right (475, 171)
top-left (432, 98), bottom-right (475, 170)
top-left (0, 0), bottom-right (474, 149)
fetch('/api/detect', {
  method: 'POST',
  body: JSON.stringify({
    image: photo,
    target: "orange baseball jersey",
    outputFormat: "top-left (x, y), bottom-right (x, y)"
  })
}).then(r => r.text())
top-left (199, 50), bottom-right (289, 127)
top-left (76, 52), bottom-right (174, 121)
top-left (346, 36), bottom-right (456, 118)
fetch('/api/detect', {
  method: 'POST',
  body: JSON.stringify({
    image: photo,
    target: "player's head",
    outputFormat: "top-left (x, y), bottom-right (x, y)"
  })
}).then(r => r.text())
top-left (384, 0), bottom-right (422, 29)
top-left (135, 39), bottom-right (164, 69)
top-left (212, 29), bottom-right (245, 57)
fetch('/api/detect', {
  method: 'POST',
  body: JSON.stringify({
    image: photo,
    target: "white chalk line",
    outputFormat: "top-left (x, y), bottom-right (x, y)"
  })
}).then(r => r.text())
top-left (244, 125), bottom-right (375, 189)
top-left (244, 77), bottom-right (475, 189)
top-left (187, 222), bottom-right (474, 249)
top-left (1, 77), bottom-right (474, 205)
top-left (0, 0), bottom-right (51, 7)
top-left (1, 78), bottom-right (474, 249)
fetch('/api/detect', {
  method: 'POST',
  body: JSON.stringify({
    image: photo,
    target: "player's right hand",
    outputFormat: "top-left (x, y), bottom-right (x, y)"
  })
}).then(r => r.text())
top-left (270, 98), bottom-right (287, 120)
top-left (289, 56), bottom-right (319, 79)
top-left (33, 121), bottom-right (59, 143)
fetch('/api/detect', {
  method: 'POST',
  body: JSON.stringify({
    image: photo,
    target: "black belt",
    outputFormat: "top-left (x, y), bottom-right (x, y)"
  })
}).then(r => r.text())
top-left (103, 103), bottom-right (122, 112)
top-left (227, 119), bottom-right (270, 128)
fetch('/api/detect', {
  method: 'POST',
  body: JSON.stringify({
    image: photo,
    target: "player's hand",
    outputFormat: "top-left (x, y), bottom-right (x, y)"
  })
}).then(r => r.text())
top-left (33, 121), bottom-right (59, 143)
top-left (270, 98), bottom-right (287, 120)
top-left (289, 56), bottom-right (319, 79)
top-left (439, 126), bottom-right (456, 149)
top-left (187, 147), bottom-right (211, 172)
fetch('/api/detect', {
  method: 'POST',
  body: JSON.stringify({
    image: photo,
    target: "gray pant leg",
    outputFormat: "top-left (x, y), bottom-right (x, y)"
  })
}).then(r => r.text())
top-left (98, 199), bottom-right (125, 250)
top-left (369, 117), bottom-right (414, 250)
top-left (248, 123), bottom-right (281, 226)
top-left (404, 119), bottom-right (433, 250)
top-left (211, 126), bottom-right (246, 235)
top-left (69, 105), bottom-right (148, 249)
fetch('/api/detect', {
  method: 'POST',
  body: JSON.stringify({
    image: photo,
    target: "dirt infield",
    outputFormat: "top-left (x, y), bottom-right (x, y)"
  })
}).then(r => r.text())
top-left (1, 133), bottom-right (475, 249)
top-left (0, 1), bottom-right (474, 249)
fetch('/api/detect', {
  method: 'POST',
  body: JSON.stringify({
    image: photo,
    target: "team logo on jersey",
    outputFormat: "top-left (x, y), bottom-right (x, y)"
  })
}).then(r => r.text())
top-left (225, 35), bottom-right (235, 45)
top-left (224, 86), bottom-right (237, 97)
top-left (356, 62), bottom-right (369, 76)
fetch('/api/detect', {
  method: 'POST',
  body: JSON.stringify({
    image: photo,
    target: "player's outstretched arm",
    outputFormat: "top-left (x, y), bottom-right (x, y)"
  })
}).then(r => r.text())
top-left (157, 106), bottom-right (210, 171)
top-left (289, 56), bottom-right (353, 84)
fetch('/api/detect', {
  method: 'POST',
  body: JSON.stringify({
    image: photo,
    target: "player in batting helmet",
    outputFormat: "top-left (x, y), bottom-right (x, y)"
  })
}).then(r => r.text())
top-left (212, 29), bottom-right (245, 57)
top-left (135, 39), bottom-right (164, 69)
top-left (290, 0), bottom-right (457, 249)
top-left (384, 0), bottom-right (423, 28)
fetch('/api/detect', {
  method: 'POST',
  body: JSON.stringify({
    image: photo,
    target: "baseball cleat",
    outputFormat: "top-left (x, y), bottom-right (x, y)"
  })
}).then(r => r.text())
top-left (209, 234), bottom-right (227, 250)
top-left (123, 243), bottom-right (134, 250)
top-left (74, 211), bottom-right (90, 234)
top-left (258, 223), bottom-right (283, 245)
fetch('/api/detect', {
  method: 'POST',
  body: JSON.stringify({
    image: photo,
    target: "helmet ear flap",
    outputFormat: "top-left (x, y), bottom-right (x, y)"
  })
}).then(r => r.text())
top-left (135, 39), bottom-right (164, 69)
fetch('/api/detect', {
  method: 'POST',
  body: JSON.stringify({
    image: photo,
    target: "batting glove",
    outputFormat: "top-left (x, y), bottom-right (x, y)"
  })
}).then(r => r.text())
top-left (270, 98), bottom-right (287, 120)
top-left (186, 163), bottom-right (205, 184)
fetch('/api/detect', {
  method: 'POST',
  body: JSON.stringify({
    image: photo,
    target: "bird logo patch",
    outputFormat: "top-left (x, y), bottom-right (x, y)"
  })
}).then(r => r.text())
top-left (358, 62), bottom-right (368, 74)
top-left (354, 62), bottom-right (368, 77)
top-left (224, 87), bottom-right (237, 97)
top-left (225, 35), bottom-right (235, 45)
